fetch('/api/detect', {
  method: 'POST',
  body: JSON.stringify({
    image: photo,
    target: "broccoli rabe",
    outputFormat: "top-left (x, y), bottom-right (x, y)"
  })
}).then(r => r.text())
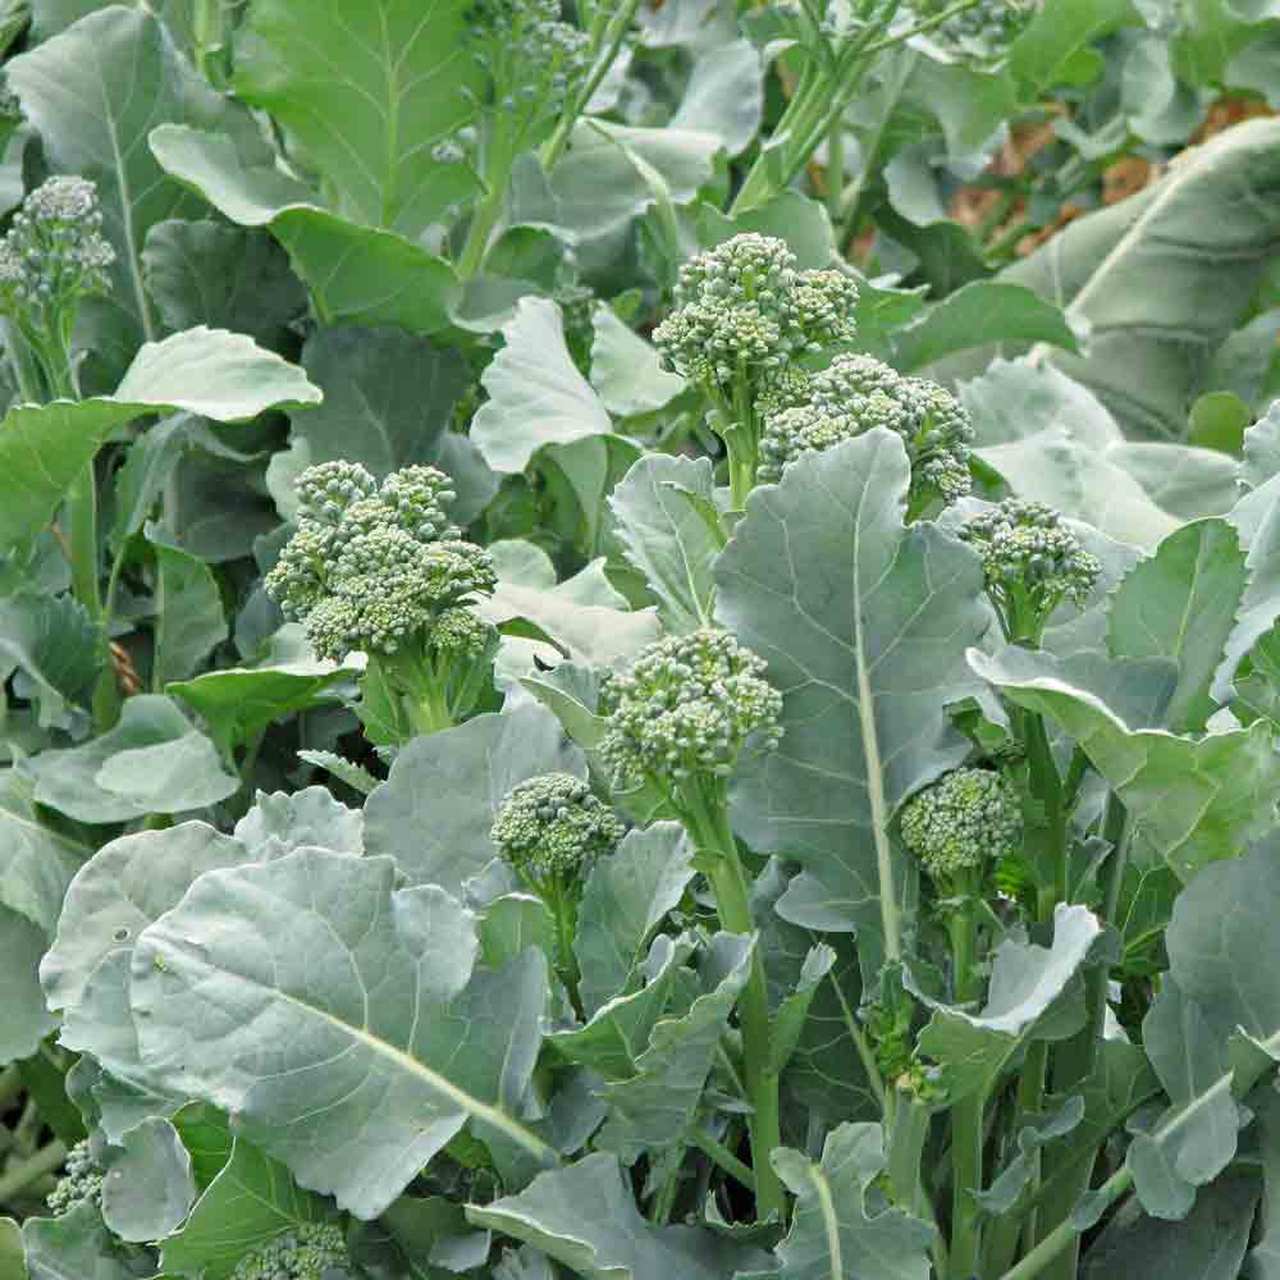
top-left (45, 1139), bottom-right (103, 1216)
top-left (0, 175), bottom-right (115, 399)
top-left (758, 353), bottom-right (973, 515)
top-left (230, 1224), bottom-right (349, 1280)
top-left (959, 499), bottom-right (1100, 644)
top-left (492, 773), bottom-right (623, 1009)
top-left (653, 234), bottom-right (858, 507)
top-left (266, 461), bottom-right (498, 739)
top-left (900, 767), bottom-right (1022, 885)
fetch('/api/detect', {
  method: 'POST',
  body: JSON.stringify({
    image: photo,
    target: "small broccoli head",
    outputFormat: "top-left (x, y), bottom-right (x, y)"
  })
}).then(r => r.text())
top-left (492, 773), bottom-right (624, 885)
top-left (0, 176), bottom-right (115, 338)
top-left (959, 499), bottom-right (1100, 643)
top-left (46, 1139), bottom-right (103, 1217)
top-left (467, 0), bottom-right (590, 132)
top-left (653, 234), bottom-right (857, 395)
top-left (914, 0), bottom-right (1037, 65)
top-left (266, 463), bottom-right (493, 664)
top-left (899, 767), bottom-right (1021, 884)
top-left (600, 628), bottom-right (783, 801)
top-left (230, 1223), bottom-right (349, 1280)
top-left (758, 354), bottom-right (973, 511)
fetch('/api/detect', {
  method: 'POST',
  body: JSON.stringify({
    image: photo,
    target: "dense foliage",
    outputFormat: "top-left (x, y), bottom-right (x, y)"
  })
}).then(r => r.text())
top-left (0, 1), bottom-right (1278, 1279)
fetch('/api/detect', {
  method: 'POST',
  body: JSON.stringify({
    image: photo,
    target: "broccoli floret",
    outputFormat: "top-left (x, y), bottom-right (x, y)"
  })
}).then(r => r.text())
top-left (492, 772), bottom-right (623, 884)
top-left (910, 0), bottom-right (1037, 65)
top-left (653, 234), bottom-right (858, 507)
top-left (900, 767), bottom-right (1021, 884)
top-left (461, 0), bottom-right (590, 153)
top-left (492, 773), bottom-right (622, 1013)
top-left (758, 354), bottom-right (973, 515)
top-left (230, 1224), bottom-right (349, 1280)
top-left (0, 176), bottom-right (115, 399)
top-left (266, 461), bottom-right (497, 738)
top-left (958, 499), bottom-right (1100, 644)
top-left (46, 1139), bottom-right (103, 1216)
top-left (600, 628), bottom-right (783, 816)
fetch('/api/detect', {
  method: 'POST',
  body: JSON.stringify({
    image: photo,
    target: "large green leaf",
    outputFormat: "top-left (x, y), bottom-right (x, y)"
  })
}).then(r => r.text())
top-left (895, 281), bottom-right (1079, 373)
top-left (233, 0), bottom-right (481, 237)
top-left (472, 298), bottom-right (614, 475)
top-left (480, 541), bottom-right (661, 668)
top-left (970, 645), bottom-right (1280, 880)
top-left (915, 904), bottom-right (1101, 1102)
top-left (161, 1136), bottom-right (332, 1280)
top-left (6, 6), bottom-right (255, 378)
top-left (589, 306), bottom-right (686, 418)
top-left (0, 906), bottom-right (57, 1063)
top-left (364, 702), bottom-right (585, 893)
top-left (99, 1117), bottom-right (196, 1243)
top-left (0, 770), bottom-right (89, 934)
top-left (0, 326), bottom-right (321, 552)
top-left (714, 431), bottom-right (993, 959)
top-left (141, 219), bottom-right (306, 350)
top-left (1003, 118), bottom-right (1280, 440)
top-left (1106, 519), bottom-right (1248, 732)
top-left (1118, 841), bottom-right (1280, 1219)
top-left (0, 592), bottom-right (99, 728)
top-left (573, 822), bottom-right (694, 1016)
top-left (42, 822), bottom-right (252, 1088)
top-left (22, 1203), bottom-right (136, 1280)
top-left (752, 1123), bottom-right (934, 1280)
top-left (27, 695), bottom-right (239, 823)
top-left (598, 935), bottom-right (752, 1160)
top-left (131, 852), bottom-right (554, 1218)
top-left (149, 125), bottom-right (461, 334)
top-left (609, 455), bottom-right (722, 634)
top-left (466, 1153), bottom-right (770, 1279)
top-left (285, 326), bottom-right (471, 481)
top-left (233, 787), bottom-right (364, 861)
top-left (149, 528), bottom-right (228, 687)
top-left (1081, 1171), bottom-right (1259, 1278)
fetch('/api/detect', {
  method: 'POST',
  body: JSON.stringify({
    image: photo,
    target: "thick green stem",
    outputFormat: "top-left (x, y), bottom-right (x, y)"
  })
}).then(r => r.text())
top-left (541, 0), bottom-right (642, 170)
top-left (1034, 801), bottom-right (1129, 1278)
top-left (547, 876), bottom-right (585, 1020)
top-left (0, 1140), bottom-right (66, 1206)
top-left (999, 1168), bottom-right (1132, 1280)
top-left (684, 796), bottom-right (787, 1222)
top-left (406, 681), bottom-right (454, 737)
top-left (949, 907), bottom-right (984, 1277)
top-left (689, 1126), bottom-right (756, 1192)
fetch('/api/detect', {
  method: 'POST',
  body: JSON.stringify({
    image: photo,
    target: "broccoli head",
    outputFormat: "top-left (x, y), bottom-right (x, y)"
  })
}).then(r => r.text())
top-left (492, 772), bottom-right (623, 884)
top-left (0, 175), bottom-right (115, 396)
top-left (45, 1139), bottom-right (103, 1216)
top-left (267, 461), bottom-right (497, 737)
top-left (758, 353), bottom-right (973, 513)
top-left (899, 767), bottom-right (1021, 883)
top-left (600, 628), bottom-right (783, 807)
top-left (653, 234), bottom-right (858, 507)
top-left (230, 1223), bottom-right (349, 1280)
top-left (912, 0), bottom-right (1037, 65)
top-left (959, 499), bottom-right (1100, 644)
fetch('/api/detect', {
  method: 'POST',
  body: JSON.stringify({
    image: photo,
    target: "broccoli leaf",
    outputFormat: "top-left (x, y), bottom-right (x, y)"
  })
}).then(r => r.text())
top-left (131, 852), bottom-right (554, 1218)
top-left (715, 430), bottom-right (993, 965)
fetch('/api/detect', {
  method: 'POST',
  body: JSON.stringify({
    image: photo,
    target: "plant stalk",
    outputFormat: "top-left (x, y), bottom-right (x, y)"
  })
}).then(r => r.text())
top-left (948, 906), bottom-right (984, 1277)
top-left (685, 796), bottom-right (787, 1222)
top-left (0, 1140), bottom-right (66, 1206)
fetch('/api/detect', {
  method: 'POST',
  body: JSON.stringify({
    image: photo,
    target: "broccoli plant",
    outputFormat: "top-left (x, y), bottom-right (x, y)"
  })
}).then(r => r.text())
top-left (229, 1225), bottom-right (349, 1280)
top-left (653, 233), bottom-right (858, 507)
top-left (959, 499), bottom-right (1101, 646)
top-left (44, 1140), bottom-right (103, 1217)
top-left (758, 352), bottom-right (974, 516)
top-left (492, 772), bottom-right (623, 1012)
top-left (599, 626), bottom-right (787, 1215)
top-left (266, 461), bottom-right (498, 741)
